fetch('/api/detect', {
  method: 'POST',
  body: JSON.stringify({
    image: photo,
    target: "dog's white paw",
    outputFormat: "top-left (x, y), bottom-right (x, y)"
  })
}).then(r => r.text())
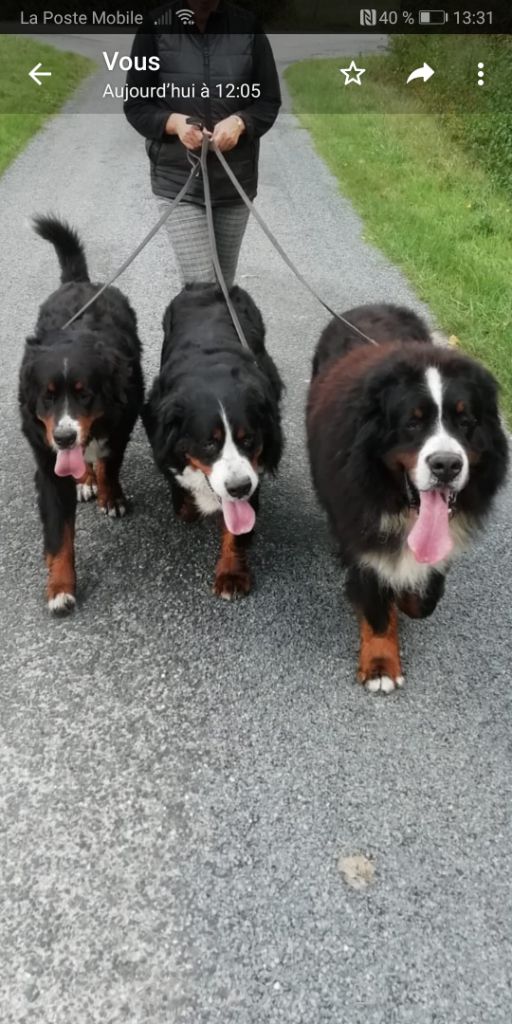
top-left (77, 481), bottom-right (97, 502)
top-left (109, 502), bottom-right (126, 518)
top-left (365, 675), bottom-right (404, 695)
top-left (48, 592), bottom-right (76, 615)
top-left (213, 570), bottom-right (251, 600)
top-left (99, 501), bottom-right (127, 518)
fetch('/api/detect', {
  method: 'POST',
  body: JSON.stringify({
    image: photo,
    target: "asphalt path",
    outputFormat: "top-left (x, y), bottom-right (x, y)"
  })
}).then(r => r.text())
top-left (1, 36), bottom-right (511, 1024)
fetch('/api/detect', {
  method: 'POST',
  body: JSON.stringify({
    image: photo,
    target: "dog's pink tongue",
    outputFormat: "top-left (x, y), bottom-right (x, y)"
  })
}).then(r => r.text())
top-left (54, 447), bottom-right (86, 480)
top-left (408, 490), bottom-right (453, 564)
top-left (221, 498), bottom-right (256, 536)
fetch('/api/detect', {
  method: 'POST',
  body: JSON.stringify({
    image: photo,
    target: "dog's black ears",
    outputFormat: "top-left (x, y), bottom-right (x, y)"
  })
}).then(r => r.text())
top-left (93, 341), bottom-right (132, 405)
top-left (250, 387), bottom-right (283, 476)
top-left (144, 389), bottom-right (186, 468)
top-left (262, 406), bottom-right (283, 475)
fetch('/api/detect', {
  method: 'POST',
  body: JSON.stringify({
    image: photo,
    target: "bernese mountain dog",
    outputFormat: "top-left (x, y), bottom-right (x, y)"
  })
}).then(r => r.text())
top-left (143, 283), bottom-right (283, 598)
top-left (19, 216), bottom-right (144, 615)
top-left (307, 304), bottom-right (508, 694)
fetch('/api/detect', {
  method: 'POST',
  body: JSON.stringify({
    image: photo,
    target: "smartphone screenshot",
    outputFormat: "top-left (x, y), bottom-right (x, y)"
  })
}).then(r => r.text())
top-left (1, 3), bottom-right (511, 1022)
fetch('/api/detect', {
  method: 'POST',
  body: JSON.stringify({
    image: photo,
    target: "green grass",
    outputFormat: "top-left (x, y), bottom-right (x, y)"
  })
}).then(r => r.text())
top-left (0, 37), bottom-right (94, 176)
top-left (387, 35), bottom-right (512, 195)
top-left (286, 56), bottom-right (512, 419)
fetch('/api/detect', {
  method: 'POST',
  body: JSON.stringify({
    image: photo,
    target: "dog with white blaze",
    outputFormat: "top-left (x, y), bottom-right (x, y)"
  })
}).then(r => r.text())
top-left (19, 216), bottom-right (144, 615)
top-left (143, 284), bottom-right (283, 599)
top-left (307, 303), bottom-right (508, 694)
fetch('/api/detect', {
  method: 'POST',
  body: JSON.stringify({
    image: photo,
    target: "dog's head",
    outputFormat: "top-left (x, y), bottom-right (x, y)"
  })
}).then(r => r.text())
top-left (145, 372), bottom-right (282, 532)
top-left (352, 345), bottom-right (508, 560)
top-left (21, 329), bottom-right (130, 468)
top-left (151, 380), bottom-right (281, 488)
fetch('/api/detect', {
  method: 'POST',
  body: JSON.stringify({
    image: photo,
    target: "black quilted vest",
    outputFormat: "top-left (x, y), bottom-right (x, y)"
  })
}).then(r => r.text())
top-left (148, 8), bottom-right (259, 205)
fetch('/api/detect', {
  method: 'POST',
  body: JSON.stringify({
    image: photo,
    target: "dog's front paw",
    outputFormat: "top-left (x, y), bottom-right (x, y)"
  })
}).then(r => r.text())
top-left (77, 466), bottom-right (97, 503)
top-left (77, 481), bottom-right (97, 502)
top-left (213, 569), bottom-right (252, 601)
top-left (48, 592), bottom-right (76, 616)
top-left (358, 613), bottom-right (403, 695)
top-left (358, 657), bottom-right (404, 694)
top-left (360, 672), bottom-right (404, 694)
top-left (97, 490), bottom-right (127, 519)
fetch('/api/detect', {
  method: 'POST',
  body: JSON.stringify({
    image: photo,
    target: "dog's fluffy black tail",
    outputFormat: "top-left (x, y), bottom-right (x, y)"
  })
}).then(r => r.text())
top-left (33, 215), bottom-right (90, 284)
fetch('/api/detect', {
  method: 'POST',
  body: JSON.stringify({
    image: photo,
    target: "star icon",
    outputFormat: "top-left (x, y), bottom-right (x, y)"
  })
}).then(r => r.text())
top-left (339, 60), bottom-right (366, 86)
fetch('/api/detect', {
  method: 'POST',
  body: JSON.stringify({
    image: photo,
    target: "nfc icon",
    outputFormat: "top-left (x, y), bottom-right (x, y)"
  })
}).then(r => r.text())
top-left (360, 8), bottom-right (377, 26)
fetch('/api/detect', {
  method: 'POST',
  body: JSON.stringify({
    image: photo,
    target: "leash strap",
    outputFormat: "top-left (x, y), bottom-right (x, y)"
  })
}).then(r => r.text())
top-left (60, 128), bottom-right (377, 350)
top-left (61, 159), bottom-right (200, 329)
top-left (211, 142), bottom-right (378, 348)
top-left (195, 136), bottom-right (251, 351)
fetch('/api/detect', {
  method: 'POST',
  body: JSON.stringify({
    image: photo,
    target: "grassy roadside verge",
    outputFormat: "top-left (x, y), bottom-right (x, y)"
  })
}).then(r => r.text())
top-left (285, 55), bottom-right (512, 419)
top-left (0, 37), bottom-right (94, 176)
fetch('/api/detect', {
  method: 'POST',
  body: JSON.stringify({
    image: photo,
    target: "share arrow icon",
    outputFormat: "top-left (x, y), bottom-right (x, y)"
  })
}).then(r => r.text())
top-left (406, 63), bottom-right (435, 84)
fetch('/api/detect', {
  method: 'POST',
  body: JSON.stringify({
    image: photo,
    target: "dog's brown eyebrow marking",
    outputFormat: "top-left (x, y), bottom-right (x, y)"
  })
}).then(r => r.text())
top-left (455, 400), bottom-right (465, 413)
top-left (73, 381), bottom-right (84, 392)
top-left (187, 455), bottom-right (213, 476)
top-left (46, 381), bottom-right (56, 393)
top-left (412, 407), bottom-right (424, 419)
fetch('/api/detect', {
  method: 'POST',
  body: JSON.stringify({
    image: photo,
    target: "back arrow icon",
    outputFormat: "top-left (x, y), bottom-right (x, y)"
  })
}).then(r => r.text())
top-left (406, 63), bottom-right (435, 84)
top-left (29, 63), bottom-right (52, 86)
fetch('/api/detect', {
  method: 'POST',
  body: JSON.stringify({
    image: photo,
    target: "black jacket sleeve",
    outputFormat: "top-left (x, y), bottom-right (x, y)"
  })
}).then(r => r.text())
top-left (123, 26), bottom-right (169, 141)
top-left (236, 33), bottom-right (281, 139)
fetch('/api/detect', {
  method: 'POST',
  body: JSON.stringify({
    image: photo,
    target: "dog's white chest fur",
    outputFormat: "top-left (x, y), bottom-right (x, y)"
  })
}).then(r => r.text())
top-left (359, 510), bottom-right (473, 592)
top-left (360, 544), bottom-right (444, 592)
top-left (84, 438), bottom-right (110, 463)
top-left (174, 466), bottom-right (221, 517)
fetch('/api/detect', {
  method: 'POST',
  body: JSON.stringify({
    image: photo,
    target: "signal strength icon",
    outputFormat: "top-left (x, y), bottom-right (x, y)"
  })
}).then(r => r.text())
top-left (154, 9), bottom-right (172, 26)
top-left (154, 8), bottom-right (194, 27)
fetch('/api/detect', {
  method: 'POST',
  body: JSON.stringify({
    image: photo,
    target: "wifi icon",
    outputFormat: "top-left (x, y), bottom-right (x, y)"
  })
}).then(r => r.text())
top-left (176, 7), bottom-right (195, 24)
top-left (154, 7), bottom-right (194, 27)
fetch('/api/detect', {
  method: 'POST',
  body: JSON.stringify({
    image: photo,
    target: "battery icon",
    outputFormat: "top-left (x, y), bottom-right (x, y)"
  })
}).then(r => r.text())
top-left (419, 10), bottom-right (448, 24)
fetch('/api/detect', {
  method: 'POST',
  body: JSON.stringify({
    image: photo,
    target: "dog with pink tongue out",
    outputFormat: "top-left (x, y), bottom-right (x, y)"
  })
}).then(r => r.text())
top-left (54, 444), bottom-right (88, 480)
top-left (143, 284), bottom-right (283, 599)
top-left (19, 216), bottom-right (144, 614)
top-left (307, 303), bottom-right (508, 694)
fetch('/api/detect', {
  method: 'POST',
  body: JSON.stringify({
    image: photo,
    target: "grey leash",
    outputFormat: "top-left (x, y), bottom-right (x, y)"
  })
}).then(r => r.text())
top-left (61, 159), bottom-right (200, 329)
top-left (61, 130), bottom-right (377, 349)
top-left (210, 141), bottom-right (378, 348)
top-left (196, 136), bottom-right (251, 351)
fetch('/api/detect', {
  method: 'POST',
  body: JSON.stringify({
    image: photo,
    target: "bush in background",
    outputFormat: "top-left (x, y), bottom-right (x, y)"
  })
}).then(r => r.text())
top-left (388, 35), bottom-right (512, 195)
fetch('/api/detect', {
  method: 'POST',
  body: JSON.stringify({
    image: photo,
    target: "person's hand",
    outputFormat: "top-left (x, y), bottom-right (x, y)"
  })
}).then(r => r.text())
top-left (165, 113), bottom-right (204, 150)
top-left (211, 115), bottom-right (245, 153)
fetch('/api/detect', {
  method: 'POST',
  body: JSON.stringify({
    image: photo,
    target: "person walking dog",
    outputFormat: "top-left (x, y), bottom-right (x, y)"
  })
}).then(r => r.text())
top-left (124, 0), bottom-right (281, 288)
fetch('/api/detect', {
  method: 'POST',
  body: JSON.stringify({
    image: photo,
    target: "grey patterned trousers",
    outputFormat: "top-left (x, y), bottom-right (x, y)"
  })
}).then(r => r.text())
top-left (157, 199), bottom-right (250, 288)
